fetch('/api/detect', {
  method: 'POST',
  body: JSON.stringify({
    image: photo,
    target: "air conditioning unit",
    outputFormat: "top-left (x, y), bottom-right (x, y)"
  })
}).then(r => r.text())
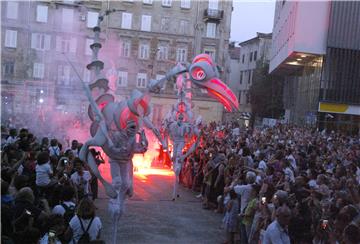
top-left (80, 14), bottom-right (86, 21)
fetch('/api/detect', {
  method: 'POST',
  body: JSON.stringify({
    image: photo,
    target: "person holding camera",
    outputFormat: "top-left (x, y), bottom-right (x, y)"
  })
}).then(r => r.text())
top-left (71, 159), bottom-right (91, 201)
top-left (39, 214), bottom-right (65, 244)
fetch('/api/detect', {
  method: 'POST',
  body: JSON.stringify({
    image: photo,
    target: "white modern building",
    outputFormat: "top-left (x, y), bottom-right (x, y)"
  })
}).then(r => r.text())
top-left (270, 1), bottom-right (360, 134)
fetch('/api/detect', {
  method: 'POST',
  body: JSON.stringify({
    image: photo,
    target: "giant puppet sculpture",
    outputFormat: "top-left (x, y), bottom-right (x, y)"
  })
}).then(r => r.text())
top-left (75, 11), bottom-right (238, 244)
top-left (160, 54), bottom-right (239, 200)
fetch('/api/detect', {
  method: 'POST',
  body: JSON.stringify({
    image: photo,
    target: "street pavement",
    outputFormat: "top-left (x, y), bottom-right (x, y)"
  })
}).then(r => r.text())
top-left (95, 168), bottom-right (224, 244)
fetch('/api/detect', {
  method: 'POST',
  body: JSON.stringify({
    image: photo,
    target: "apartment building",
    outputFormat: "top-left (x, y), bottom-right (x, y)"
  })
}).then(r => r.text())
top-left (1, 0), bottom-right (233, 127)
top-left (226, 33), bottom-right (272, 122)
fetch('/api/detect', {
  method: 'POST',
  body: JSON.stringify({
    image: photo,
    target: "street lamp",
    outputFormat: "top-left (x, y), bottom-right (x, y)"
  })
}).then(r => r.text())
top-left (39, 98), bottom-right (44, 104)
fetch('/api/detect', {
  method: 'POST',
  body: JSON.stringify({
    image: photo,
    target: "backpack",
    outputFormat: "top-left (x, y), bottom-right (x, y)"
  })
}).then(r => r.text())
top-left (61, 203), bottom-right (75, 224)
top-left (77, 217), bottom-right (94, 244)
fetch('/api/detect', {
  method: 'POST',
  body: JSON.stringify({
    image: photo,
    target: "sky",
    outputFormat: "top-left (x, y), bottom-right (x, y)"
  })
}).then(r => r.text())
top-left (230, 0), bottom-right (276, 44)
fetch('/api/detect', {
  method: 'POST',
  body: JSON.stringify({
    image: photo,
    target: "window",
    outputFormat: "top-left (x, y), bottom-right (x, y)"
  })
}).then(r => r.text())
top-left (254, 51), bottom-right (257, 61)
top-left (87, 11), bottom-right (99, 28)
top-left (204, 48), bottom-right (216, 61)
top-left (83, 69), bottom-right (91, 83)
top-left (181, 0), bottom-right (191, 9)
top-left (139, 43), bottom-right (150, 59)
top-left (176, 47), bottom-right (187, 62)
top-left (3, 62), bottom-right (15, 77)
top-left (57, 65), bottom-right (71, 85)
top-left (162, 0), bottom-right (172, 7)
top-left (121, 13), bottom-right (132, 29)
top-left (33, 63), bottom-right (45, 79)
top-left (6, 2), bottom-right (18, 19)
top-left (179, 20), bottom-right (188, 35)
top-left (248, 70), bottom-right (252, 84)
top-left (56, 36), bottom-right (77, 53)
top-left (208, 0), bottom-right (219, 10)
top-left (240, 71), bottom-right (243, 84)
top-left (161, 17), bottom-right (170, 32)
top-left (157, 44), bottom-right (168, 61)
top-left (250, 52), bottom-right (253, 62)
top-left (137, 73), bottom-right (147, 88)
top-left (85, 39), bottom-right (93, 55)
top-left (238, 91), bottom-right (241, 104)
top-left (242, 54), bottom-right (245, 63)
top-left (118, 71), bottom-right (128, 87)
top-left (62, 8), bottom-right (74, 27)
top-left (4, 30), bottom-right (17, 48)
top-left (141, 15), bottom-right (151, 31)
top-left (143, 0), bottom-right (153, 4)
top-left (36, 5), bottom-right (48, 22)
top-left (121, 40), bottom-right (131, 57)
top-left (206, 23), bottom-right (216, 38)
top-left (246, 92), bottom-right (250, 104)
top-left (31, 33), bottom-right (51, 51)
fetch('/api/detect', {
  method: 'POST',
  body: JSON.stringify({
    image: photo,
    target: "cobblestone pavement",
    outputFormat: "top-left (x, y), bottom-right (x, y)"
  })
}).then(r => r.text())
top-left (95, 169), bottom-right (224, 244)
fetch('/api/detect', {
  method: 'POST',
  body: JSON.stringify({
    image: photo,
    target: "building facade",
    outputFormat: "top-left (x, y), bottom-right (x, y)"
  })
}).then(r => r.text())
top-left (1, 0), bottom-right (102, 131)
top-left (269, 1), bottom-right (360, 134)
top-left (1, 0), bottom-right (233, 130)
top-left (226, 33), bottom-right (272, 122)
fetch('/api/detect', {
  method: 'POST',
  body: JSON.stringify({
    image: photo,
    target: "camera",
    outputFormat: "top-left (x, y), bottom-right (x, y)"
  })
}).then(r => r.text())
top-left (261, 197), bottom-right (266, 204)
top-left (49, 230), bottom-right (56, 237)
top-left (321, 219), bottom-right (328, 230)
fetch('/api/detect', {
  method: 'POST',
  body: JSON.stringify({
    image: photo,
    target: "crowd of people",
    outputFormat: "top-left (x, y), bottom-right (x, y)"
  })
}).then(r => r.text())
top-left (2, 121), bottom-right (360, 244)
top-left (179, 122), bottom-right (360, 244)
top-left (1, 127), bottom-right (105, 244)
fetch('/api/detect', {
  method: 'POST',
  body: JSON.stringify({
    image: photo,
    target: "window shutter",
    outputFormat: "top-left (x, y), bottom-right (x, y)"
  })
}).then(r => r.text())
top-left (31, 33), bottom-right (37, 49)
top-left (5, 31), bottom-right (11, 47)
top-left (44, 35), bottom-right (51, 50)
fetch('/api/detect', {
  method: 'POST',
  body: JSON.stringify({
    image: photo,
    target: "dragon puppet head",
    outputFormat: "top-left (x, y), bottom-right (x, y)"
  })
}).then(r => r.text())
top-left (187, 54), bottom-right (239, 112)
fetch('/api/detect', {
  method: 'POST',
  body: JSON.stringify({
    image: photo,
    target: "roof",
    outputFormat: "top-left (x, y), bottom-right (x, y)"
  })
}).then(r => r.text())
top-left (239, 32), bottom-right (272, 46)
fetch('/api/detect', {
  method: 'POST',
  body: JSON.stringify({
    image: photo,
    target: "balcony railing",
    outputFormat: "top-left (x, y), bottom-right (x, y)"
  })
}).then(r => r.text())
top-left (203, 9), bottom-right (224, 21)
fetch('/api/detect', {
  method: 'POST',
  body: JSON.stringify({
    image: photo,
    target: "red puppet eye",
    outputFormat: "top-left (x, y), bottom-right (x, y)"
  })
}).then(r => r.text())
top-left (191, 67), bottom-right (206, 81)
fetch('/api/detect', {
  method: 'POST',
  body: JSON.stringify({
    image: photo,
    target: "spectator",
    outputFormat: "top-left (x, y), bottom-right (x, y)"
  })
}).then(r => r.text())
top-left (52, 185), bottom-right (76, 223)
top-left (65, 198), bottom-right (102, 243)
top-left (39, 214), bottom-right (65, 244)
top-left (71, 159), bottom-right (92, 200)
top-left (49, 139), bottom-right (61, 158)
top-left (234, 171), bottom-right (256, 212)
top-left (35, 152), bottom-right (55, 190)
top-left (263, 205), bottom-right (291, 244)
top-left (70, 140), bottom-right (79, 157)
top-left (12, 187), bottom-right (49, 232)
top-left (4, 128), bottom-right (18, 146)
top-left (223, 189), bottom-right (239, 244)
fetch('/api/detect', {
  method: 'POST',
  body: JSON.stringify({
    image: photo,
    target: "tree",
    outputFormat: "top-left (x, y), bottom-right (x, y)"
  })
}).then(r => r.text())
top-left (249, 62), bottom-right (284, 127)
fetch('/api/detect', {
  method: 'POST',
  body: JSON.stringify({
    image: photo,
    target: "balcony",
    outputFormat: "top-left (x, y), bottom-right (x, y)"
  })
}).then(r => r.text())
top-left (203, 9), bottom-right (224, 22)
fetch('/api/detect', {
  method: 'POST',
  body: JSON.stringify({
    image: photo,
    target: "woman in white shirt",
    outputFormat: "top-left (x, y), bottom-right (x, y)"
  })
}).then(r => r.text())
top-left (64, 198), bottom-right (102, 243)
top-left (35, 152), bottom-right (54, 188)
